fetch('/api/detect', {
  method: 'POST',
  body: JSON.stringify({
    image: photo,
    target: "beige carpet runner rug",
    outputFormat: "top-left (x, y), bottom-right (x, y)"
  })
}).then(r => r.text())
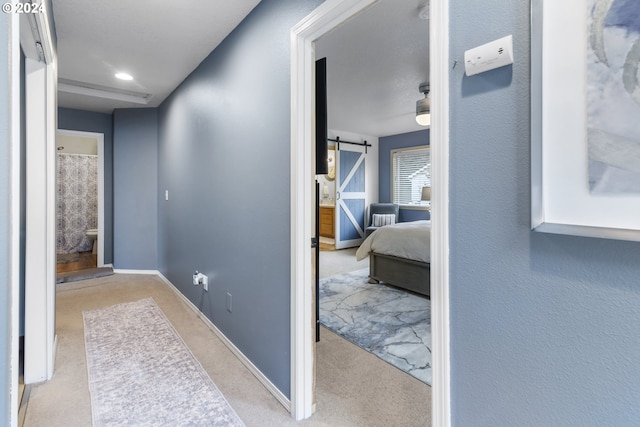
top-left (83, 298), bottom-right (245, 427)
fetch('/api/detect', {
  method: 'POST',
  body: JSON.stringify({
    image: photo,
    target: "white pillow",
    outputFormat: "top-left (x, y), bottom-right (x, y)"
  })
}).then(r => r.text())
top-left (372, 213), bottom-right (396, 227)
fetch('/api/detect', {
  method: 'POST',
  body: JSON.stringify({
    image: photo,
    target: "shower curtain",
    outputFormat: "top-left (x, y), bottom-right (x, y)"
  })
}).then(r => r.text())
top-left (56, 153), bottom-right (98, 254)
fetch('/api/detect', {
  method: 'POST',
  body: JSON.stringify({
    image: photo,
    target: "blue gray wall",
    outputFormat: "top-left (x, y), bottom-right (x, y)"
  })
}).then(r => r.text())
top-left (157, 0), bottom-right (322, 398)
top-left (450, 2), bottom-right (640, 425)
top-left (0, 11), bottom-right (11, 424)
top-left (58, 108), bottom-right (114, 264)
top-left (379, 129), bottom-right (430, 222)
top-left (113, 109), bottom-right (158, 270)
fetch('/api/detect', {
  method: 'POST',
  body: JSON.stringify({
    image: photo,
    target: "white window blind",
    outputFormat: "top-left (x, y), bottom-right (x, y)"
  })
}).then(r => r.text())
top-left (392, 146), bottom-right (430, 206)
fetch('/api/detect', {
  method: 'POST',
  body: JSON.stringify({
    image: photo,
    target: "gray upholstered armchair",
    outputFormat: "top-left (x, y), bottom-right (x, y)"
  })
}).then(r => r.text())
top-left (365, 203), bottom-right (400, 238)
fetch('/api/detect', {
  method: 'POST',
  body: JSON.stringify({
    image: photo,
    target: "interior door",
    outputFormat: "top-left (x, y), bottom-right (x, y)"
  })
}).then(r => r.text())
top-left (314, 57), bottom-right (328, 342)
top-left (335, 144), bottom-right (366, 249)
top-left (22, 10), bottom-right (58, 385)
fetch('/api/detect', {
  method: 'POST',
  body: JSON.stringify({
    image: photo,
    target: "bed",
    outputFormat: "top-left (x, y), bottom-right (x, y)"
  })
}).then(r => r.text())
top-left (356, 220), bottom-right (431, 297)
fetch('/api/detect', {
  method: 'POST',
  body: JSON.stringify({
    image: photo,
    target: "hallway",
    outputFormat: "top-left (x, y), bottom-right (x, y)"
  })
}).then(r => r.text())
top-left (22, 274), bottom-right (430, 427)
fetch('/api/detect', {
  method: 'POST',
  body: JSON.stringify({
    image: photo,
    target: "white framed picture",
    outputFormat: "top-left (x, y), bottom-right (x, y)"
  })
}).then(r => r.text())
top-left (531, 0), bottom-right (640, 241)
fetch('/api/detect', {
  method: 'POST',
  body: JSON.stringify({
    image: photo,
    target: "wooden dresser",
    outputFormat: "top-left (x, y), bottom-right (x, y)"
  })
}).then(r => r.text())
top-left (319, 206), bottom-right (334, 238)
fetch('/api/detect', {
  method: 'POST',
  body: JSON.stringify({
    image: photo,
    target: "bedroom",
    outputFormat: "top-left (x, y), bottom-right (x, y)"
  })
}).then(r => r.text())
top-left (313, 0), bottom-right (433, 415)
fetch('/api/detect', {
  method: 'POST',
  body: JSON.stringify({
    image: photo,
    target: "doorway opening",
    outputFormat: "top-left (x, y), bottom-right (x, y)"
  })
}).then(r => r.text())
top-left (54, 129), bottom-right (105, 278)
top-left (290, 0), bottom-right (450, 422)
top-left (313, 1), bottom-right (431, 423)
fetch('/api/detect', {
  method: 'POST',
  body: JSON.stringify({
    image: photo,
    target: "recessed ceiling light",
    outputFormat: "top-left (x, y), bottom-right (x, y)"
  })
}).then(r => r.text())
top-left (115, 72), bottom-right (133, 81)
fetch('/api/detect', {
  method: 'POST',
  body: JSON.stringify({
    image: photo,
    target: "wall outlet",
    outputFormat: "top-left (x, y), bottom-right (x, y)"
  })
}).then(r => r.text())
top-left (226, 292), bottom-right (232, 312)
top-left (193, 271), bottom-right (208, 291)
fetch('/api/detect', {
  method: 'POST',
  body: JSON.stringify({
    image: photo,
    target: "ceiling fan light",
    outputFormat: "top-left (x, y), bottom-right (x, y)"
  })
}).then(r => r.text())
top-left (416, 90), bottom-right (430, 126)
top-left (416, 112), bottom-right (431, 126)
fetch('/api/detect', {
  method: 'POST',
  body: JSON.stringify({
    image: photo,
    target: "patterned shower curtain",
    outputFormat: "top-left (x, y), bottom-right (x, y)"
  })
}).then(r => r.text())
top-left (56, 153), bottom-right (98, 254)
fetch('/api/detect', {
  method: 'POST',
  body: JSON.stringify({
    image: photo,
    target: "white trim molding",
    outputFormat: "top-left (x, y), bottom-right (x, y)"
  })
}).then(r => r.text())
top-left (430, 0), bottom-right (451, 425)
top-left (23, 50), bottom-right (57, 386)
top-left (150, 272), bottom-right (290, 411)
top-left (289, 0), bottom-right (378, 420)
top-left (8, 8), bottom-right (21, 427)
top-left (112, 269), bottom-right (159, 275)
top-left (21, 0), bottom-right (58, 390)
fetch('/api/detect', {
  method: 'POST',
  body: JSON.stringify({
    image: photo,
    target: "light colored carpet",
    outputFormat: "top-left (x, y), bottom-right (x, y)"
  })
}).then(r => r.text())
top-left (320, 268), bottom-right (431, 384)
top-left (23, 273), bottom-right (430, 427)
top-left (319, 247), bottom-right (367, 278)
top-left (83, 298), bottom-right (244, 427)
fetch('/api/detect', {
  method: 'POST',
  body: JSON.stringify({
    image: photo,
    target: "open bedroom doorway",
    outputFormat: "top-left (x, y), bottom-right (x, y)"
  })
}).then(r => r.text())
top-left (309, 0), bottom-right (433, 424)
top-left (291, 0), bottom-right (450, 421)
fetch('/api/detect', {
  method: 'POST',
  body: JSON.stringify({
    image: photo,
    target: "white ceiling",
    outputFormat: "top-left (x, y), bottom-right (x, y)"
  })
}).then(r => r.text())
top-left (316, 0), bottom-right (430, 138)
top-left (53, 0), bottom-right (429, 138)
top-left (53, 0), bottom-right (261, 113)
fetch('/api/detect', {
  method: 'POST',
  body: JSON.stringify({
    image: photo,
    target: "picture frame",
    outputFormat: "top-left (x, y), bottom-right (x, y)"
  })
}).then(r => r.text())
top-left (531, 0), bottom-right (640, 241)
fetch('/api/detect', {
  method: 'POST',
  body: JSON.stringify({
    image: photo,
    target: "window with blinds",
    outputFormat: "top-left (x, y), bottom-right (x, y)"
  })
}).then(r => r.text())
top-left (391, 145), bottom-right (430, 207)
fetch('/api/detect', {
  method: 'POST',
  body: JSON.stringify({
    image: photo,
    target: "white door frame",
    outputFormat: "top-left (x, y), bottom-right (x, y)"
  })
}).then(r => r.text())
top-left (56, 129), bottom-right (106, 268)
top-left (7, 9), bottom-right (21, 427)
top-left (20, 3), bottom-right (58, 388)
top-left (289, 0), bottom-right (450, 423)
top-left (429, 0), bottom-right (451, 425)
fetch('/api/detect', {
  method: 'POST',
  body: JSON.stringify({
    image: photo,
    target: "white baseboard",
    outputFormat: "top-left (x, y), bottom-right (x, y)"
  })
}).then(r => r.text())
top-left (112, 268), bottom-right (157, 275)
top-left (150, 271), bottom-right (292, 412)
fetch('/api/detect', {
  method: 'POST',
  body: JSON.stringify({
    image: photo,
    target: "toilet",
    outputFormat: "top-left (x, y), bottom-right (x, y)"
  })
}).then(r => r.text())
top-left (86, 229), bottom-right (98, 254)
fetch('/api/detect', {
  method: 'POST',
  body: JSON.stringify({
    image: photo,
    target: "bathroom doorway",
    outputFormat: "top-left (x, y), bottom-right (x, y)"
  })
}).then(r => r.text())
top-left (55, 130), bottom-right (105, 274)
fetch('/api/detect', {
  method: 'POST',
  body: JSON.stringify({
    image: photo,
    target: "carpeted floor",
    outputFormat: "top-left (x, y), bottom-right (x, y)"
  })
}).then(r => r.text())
top-left (84, 298), bottom-right (245, 427)
top-left (23, 273), bottom-right (431, 427)
top-left (319, 247), bottom-right (367, 277)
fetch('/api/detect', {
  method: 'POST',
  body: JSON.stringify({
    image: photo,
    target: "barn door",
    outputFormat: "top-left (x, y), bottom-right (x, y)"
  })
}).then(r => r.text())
top-left (335, 144), bottom-right (366, 249)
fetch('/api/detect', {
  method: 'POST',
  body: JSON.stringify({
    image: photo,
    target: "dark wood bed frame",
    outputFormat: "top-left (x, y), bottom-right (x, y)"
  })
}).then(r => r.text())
top-left (369, 252), bottom-right (431, 298)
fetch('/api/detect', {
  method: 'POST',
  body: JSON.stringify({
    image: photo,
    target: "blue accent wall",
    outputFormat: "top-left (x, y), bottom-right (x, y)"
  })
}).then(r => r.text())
top-left (379, 129), bottom-right (430, 222)
top-left (113, 109), bottom-right (158, 270)
top-left (157, 0), bottom-right (323, 398)
top-left (450, 1), bottom-right (640, 425)
top-left (58, 108), bottom-right (114, 264)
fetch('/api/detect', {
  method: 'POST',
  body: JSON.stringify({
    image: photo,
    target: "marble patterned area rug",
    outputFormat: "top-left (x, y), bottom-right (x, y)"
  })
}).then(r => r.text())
top-left (83, 298), bottom-right (245, 427)
top-left (319, 268), bottom-right (431, 385)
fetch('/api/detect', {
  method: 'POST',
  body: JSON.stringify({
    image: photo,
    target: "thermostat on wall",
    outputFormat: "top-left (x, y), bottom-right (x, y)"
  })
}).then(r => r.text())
top-left (464, 35), bottom-right (513, 76)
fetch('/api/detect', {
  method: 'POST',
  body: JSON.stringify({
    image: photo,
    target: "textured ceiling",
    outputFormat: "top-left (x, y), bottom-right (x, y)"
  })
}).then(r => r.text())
top-left (316, 0), bottom-right (430, 138)
top-left (53, 0), bottom-right (429, 138)
top-left (53, 0), bottom-right (261, 113)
